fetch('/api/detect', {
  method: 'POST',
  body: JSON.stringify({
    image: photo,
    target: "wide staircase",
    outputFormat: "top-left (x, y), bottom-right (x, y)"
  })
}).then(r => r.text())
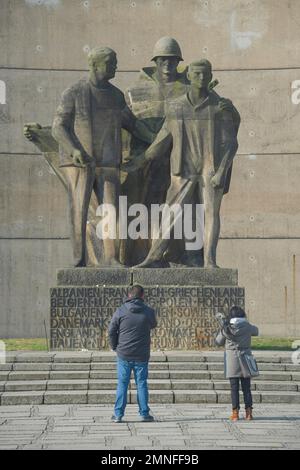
top-left (0, 351), bottom-right (299, 405)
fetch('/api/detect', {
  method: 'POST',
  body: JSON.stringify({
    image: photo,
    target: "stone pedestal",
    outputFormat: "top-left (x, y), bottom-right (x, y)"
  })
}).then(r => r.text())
top-left (50, 268), bottom-right (245, 351)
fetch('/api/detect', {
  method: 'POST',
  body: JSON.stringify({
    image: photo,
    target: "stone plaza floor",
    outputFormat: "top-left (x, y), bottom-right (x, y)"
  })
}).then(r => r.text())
top-left (0, 403), bottom-right (299, 450)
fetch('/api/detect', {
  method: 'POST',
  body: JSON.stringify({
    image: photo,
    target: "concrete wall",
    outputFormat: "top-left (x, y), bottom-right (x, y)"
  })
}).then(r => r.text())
top-left (1, 0), bottom-right (300, 337)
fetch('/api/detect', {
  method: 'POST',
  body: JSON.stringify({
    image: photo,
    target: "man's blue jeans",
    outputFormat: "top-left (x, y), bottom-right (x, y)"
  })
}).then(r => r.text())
top-left (114, 358), bottom-right (150, 418)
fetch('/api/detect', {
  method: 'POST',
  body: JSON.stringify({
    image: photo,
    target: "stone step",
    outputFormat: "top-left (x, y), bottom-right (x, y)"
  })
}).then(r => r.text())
top-left (1, 389), bottom-right (299, 405)
top-left (1, 369), bottom-right (299, 383)
top-left (2, 351), bottom-right (296, 364)
top-left (2, 378), bottom-right (299, 394)
top-left (1, 361), bottom-right (299, 374)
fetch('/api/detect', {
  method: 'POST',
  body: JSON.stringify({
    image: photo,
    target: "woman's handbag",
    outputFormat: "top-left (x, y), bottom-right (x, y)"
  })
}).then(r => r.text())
top-left (238, 351), bottom-right (260, 378)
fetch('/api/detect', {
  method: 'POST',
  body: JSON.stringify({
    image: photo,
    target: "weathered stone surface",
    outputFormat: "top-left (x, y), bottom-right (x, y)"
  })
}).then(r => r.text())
top-left (1, 392), bottom-right (44, 406)
top-left (132, 268), bottom-right (238, 286)
top-left (0, 239), bottom-right (72, 338)
top-left (16, 353), bottom-right (54, 363)
top-left (255, 382), bottom-right (298, 392)
top-left (0, 365), bottom-right (12, 371)
top-left (88, 380), bottom-right (117, 390)
top-left (217, 391), bottom-right (261, 404)
top-left (87, 391), bottom-right (119, 404)
top-left (166, 353), bottom-right (206, 362)
top-left (2, 1), bottom-right (300, 71)
top-left (50, 284), bottom-right (244, 350)
top-left (171, 380), bottom-right (214, 390)
top-left (51, 363), bottom-right (91, 371)
top-left (91, 353), bottom-right (116, 363)
top-left (285, 365), bottom-right (300, 371)
top-left (53, 353), bottom-right (92, 363)
top-left (131, 391), bottom-right (174, 404)
top-left (254, 372), bottom-right (292, 381)
top-left (174, 390), bottom-right (217, 403)
top-left (49, 371), bottom-right (90, 380)
top-left (131, 380), bottom-right (172, 391)
top-left (260, 392), bottom-right (300, 404)
top-left (169, 371), bottom-right (210, 380)
top-left (89, 371), bottom-right (117, 380)
top-left (44, 391), bottom-right (87, 405)
top-left (13, 363), bottom-right (51, 371)
top-left (4, 381), bottom-right (47, 392)
top-left (57, 268), bottom-right (131, 286)
top-left (168, 362), bottom-right (207, 370)
top-left (213, 381), bottom-right (232, 390)
top-left (256, 363), bottom-right (286, 371)
top-left (90, 363), bottom-right (117, 370)
top-left (8, 372), bottom-right (50, 381)
top-left (46, 380), bottom-right (89, 391)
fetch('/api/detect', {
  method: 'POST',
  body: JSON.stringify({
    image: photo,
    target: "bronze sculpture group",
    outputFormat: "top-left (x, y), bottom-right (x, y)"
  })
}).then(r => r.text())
top-left (24, 37), bottom-right (240, 269)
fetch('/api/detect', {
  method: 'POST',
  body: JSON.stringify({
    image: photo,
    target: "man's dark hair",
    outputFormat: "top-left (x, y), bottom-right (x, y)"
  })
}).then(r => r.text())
top-left (128, 284), bottom-right (144, 299)
top-left (229, 306), bottom-right (246, 319)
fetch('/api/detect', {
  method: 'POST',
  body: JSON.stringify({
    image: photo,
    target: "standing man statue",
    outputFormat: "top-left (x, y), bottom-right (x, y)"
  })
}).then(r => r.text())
top-left (52, 47), bottom-right (154, 267)
top-left (122, 59), bottom-right (239, 268)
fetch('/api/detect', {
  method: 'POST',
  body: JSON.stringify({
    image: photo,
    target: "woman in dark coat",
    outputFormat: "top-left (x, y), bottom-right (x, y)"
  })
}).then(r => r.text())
top-left (215, 306), bottom-right (259, 421)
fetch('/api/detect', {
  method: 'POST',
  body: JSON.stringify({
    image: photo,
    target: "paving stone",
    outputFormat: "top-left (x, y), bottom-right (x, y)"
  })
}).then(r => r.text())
top-left (217, 391), bottom-right (261, 404)
top-left (213, 381), bottom-right (233, 390)
top-left (89, 371), bottom-right (117, 379)
top-left (47, 380), bottom-right (89, 390)
top-left (255, 356), bottom-right (281, 363)
top-left (1, 392), bottom-right (44, 405)
top-left (205, 363), bottom-right (223, 371)
top-left (169, 371), bottom-right (210, 380)
top-left (285, 364), bottom-right (300, 371)
top-left (44, 391), bottom-right (87, 404)
top-left (131, 391), bottom-right (174, 404)
top-left (0, 372), bottom-right (9, 381)
top-left (257, 363), bottom-right (286, 371)
top-left (131, 380), bottom-right (172, 390)
top-left (49, 371), bottom-right (90, 380)
top-left (255, 382), bottom-right (298, 392)
top-left (13, 363), bottom-right (51, 371)
top-left (88, 380), bottom-right (117, 390)
top-left (149, 353), bottom-right (167, 362)
top-left (91, 352), bottom-right (116, 362)
top-left (53, 353), bottom-right (92, 363)
top-left (165, 353), bottom-right (205, 362)
top-left (279, 357), bottom-right (295, 364)
top-left (4, 381), bottom-right (47, 392)
top-left (0, 445), bottom-right (19, 449)
top-left (203, 354), bottom-right (224, 363)
top-left (87, 391), bottom-right (118, 404)
top-left (8, 371), bottom-right (50, 381)
top-left (90, 362), bottom-right (116, 370)
top-left (168, 362), bottom-right (207, 370)
top-left (292, 373), bottom-right (300, 381)
top-left (0, 384), bottom-right (5, 392)
top-left (51, 363), bottom-right (91, 371)
top-left (2, 353), bottom-right (18, 363)
top-left (261, 392), bottom-right (300, 404)
top-left (171, 380), bottom-right (214, 390)
top-left (174, 390), bottom-right (217, 404)
top-left (148, 371), bottom-right (170, 379)
top-left (0, 364), bottom-right (13, 371)
top-left (216, 441), bottom-right (284, 448)
top-left (16, 353), bottom-right (54, 363)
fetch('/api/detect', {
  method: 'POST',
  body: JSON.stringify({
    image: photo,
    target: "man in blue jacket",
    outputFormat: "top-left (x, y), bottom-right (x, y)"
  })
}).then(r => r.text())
top-left (108, 284), bottom-right (157, 423)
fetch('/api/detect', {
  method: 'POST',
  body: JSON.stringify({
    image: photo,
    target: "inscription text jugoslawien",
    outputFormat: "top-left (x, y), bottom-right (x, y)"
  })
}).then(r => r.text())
top-left (50, 286), bottom-right (245, 350)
